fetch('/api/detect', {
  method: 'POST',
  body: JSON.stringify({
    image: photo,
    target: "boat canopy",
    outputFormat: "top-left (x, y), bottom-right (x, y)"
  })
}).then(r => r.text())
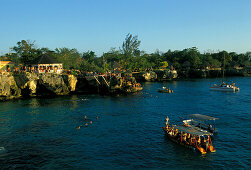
top-left (186, 114), bottom-right (218, 121)
top-left (173, 125), bottom-right (213, 137)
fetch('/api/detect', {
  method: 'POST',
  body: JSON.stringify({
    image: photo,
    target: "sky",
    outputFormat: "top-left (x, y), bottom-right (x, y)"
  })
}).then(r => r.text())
top-left (0, 0), bottom-right (251, 57)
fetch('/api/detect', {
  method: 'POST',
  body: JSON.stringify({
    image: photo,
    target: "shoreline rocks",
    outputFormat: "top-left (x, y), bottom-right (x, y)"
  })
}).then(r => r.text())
top-left (0, 72), bottom-right (143, 101)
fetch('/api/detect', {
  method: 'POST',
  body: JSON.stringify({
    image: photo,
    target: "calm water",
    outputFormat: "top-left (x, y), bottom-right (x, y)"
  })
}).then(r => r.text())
top-left (0, 77), bottom-right (250, 169)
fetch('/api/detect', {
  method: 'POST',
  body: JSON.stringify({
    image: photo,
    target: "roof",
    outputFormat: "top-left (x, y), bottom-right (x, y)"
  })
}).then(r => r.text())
top-left (0, 61), bottom-right (15, 64)
top-left (173, 125), bottom-right (212, 136)
top-left (186, 114), bottom-right (218, 121)
top-left (31, 55), bottom-right (62, 64)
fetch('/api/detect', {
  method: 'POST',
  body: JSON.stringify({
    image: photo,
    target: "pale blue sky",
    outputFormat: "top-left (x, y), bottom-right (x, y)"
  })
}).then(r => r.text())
top-left (0, 0), bottom-right (250, 56)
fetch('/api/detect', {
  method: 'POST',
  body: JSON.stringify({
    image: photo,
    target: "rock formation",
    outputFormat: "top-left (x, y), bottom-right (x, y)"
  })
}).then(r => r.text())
top-left (0, 73), bottom-right (21, 100)
top-left (0, 72), bottom-right (78, 101)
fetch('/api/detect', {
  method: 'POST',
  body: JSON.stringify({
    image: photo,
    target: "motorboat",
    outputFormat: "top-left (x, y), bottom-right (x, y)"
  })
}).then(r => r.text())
top-left (210, 82), bottom-right (239, 92)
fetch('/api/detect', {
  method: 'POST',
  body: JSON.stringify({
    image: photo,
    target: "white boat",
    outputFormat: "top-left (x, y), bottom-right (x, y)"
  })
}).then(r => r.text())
top-left (210, 82), bottom-right (239, 92)
top-left (210, 54), bottom-right (239, 92)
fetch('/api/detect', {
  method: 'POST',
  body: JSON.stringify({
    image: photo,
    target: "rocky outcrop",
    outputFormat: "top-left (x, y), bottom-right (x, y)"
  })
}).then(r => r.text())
top-left (133, 71), bottom-right (157, 81)
top-left (37, 74), bottom-right (70, 95)
top-left (108, 75), bottom-right (142, 94)
top-left (13, 72), bottom-right (39, 96)
top-left (0, 72), bottom-right (142, 101)
top-left (0, 73), bottom-right (21, 100)
top-left (0, 73), bottom-right (79, 101)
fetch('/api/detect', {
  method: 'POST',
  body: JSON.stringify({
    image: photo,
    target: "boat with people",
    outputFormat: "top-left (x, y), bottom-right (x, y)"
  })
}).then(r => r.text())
top-left (163, 116), bottom-right (216, 154)
top-left (182, 114), bottom-right (218, 134)
top-left (210, 82), bottom-right (239, 92)
top-left (158, 86), bottom-right (173, 93)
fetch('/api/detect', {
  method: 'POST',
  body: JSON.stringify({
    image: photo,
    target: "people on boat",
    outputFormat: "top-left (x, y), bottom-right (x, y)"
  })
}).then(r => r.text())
top-left (163, 117), bottom-right (216, 154)
top-left (165, 116), bottom-right (169, 127)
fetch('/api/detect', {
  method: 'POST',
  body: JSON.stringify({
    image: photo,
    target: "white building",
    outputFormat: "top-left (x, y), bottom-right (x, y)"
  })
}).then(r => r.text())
top-left (30, 55), bottom-right (63, 74)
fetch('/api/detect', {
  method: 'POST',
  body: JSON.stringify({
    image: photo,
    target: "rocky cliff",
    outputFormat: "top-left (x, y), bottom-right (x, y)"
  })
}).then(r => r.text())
top-left (0, 73), bottom-right (21, 100)
top-left (0, 72), bottom-right (78, 101)
top-left (0, 72), bottom-right (142, 101)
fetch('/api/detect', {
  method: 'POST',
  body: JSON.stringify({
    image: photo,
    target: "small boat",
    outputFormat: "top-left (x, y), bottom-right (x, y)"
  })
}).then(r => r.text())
top-left (158, 87), bottom-right (173, 93)
top-left (163, 116), bottom-right (216, 154)
top-left (182, 114), bottom-right (218, 134)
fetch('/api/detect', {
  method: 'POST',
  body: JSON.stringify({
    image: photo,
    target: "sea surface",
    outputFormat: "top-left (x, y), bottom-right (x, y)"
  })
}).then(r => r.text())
top-left (0, 77), bottom-right (250, 169)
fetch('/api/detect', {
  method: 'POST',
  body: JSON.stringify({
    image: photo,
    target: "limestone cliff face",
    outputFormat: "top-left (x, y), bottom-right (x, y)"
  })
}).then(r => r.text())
top-left (13, 72), bottom-right (39, 96)
top-left (67, 75), bottom-right (78, 91)
top-left (133, 71), bottom-right (157, 81)
top-left (0, 73), bottom-right (21, 100)
top-left (0, 73), bottom-right (78, 101)
top-left (38, 74), bottom-right (72, 95)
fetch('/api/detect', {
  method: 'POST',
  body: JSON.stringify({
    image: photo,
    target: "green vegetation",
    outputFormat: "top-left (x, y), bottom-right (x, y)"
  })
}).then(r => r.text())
top-left (1, 35), bottom-right (251, 73)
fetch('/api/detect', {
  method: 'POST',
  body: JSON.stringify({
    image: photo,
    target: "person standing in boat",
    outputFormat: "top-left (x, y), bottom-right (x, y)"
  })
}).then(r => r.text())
top-left (165, 116), bottom-right (169, 127)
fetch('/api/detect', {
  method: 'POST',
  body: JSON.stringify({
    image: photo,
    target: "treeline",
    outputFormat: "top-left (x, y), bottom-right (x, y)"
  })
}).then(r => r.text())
top-left (1, 34), bottom-right (251, 73)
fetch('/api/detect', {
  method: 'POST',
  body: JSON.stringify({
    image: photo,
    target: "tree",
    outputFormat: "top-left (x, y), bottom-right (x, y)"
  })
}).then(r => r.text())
top-left (183, 47), bottom-right (202, 69)
top-left (11, 40), bottom-right (38, 65)
top-left (122, 33), bottom-right (141, 60)
top-left (82, 51), bottom-right (96, 63)
top-left (54, 48), bottom-right (82, 69)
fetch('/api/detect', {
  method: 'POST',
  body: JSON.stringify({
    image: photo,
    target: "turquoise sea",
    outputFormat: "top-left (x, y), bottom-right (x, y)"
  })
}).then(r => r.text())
top-left (0, 77), bottom-right (250, 169)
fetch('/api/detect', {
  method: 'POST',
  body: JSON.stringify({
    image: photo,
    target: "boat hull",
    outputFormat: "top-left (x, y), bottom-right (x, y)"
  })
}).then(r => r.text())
top-left (210, 87), bottom-right (239, 92)
top-left (158, 89), bottom-right (173, 93)
top-left (162, 127), bottom-right (206, 154)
